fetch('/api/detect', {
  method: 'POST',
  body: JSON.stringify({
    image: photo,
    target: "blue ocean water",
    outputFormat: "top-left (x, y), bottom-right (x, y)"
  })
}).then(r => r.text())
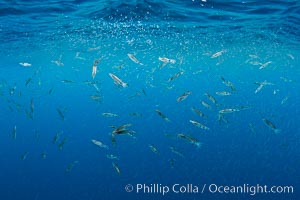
top-left (0, 0), bottom-right (299, 199)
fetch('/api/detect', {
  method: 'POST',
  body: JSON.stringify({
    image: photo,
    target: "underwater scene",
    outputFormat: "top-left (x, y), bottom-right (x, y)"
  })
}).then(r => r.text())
top-left (0, 0), bottom-right (299, 200)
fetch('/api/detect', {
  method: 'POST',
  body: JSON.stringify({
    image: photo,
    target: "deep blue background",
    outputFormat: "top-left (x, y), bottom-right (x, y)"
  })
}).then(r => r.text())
top-left (0, 0), bottom-right (299, 199)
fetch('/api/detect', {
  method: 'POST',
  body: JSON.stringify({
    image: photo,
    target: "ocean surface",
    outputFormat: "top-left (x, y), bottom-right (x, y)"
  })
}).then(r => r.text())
top-left (0, 0), bottom-right (299, 200)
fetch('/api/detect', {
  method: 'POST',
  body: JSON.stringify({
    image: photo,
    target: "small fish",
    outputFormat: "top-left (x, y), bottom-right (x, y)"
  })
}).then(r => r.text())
top-left (280, 77), bottom-right (293, 83)
top-left (168, 71), bottom-right (184, 82)
top-left (169, 158), bottom-right (175, 168)
top-left (216, 91), bottom-right (231, 96)
top-left (108, 73), bottom-right (128, 88)
top-left (58, 137), bottom-right (68, 151)
top-left (61, 80), bottom-right (75, 84)
top-left (65, 161), bottom-right (79, 173)
top-left (249, 54), bottom-right (258, 59)
top-left (165, 85), bottom-right (174, 90)
top-left (25, 77), bottom-right (32, 86)
top-left (12, 125), bottom-right (17, 139)
top-left (191, 107), bottom-right (206, 118)
top-left (286, 54), bottom-right (295, 60)
top-left (130, 112), bottom-right (143, 117)
top-left (27, 103), bottom-right (35, 118)
top-left (113, 63), bottom-right (124, 70)
top-left (262, 118), bottom-right (281, 134)
top-left (19, 62), bottom-right (32, 67)
top-left (90, 95), bottom-right (102, 102)
top-left (41, 152), bottom-right (47, 159)
top-left (201, 100), bottom-right (212, 109)
top-left (106, 154), bottom-right (119, 160)
top-left (159, 57), bottom-right (176, 68)
top-left (53, 131), bottom-right (62, 144)
top-left (112, 162), bottom-right (121, 175)
top-left (31, 77), bottom-right (38, 86)
top-left (177, 91), bottom-right (192, 102)
top-left (149, 144), bottom-right (159, 154)
top-left (30, 98), bottom-right (34, 114)
top-left (57, 107), bottom-right (66, 121)
top-left (9, 85), bottom-right (16, 96)
top-left (87, 46), bottom-right (100, 52)
top-left (158, 57), bottom-right (176, 64)
top-left (254, 80), bottom-right (273, 94)
top-left (112, 124), bottom-right (132, 133)
top-left (178, 133), bottom-right (202, 148)
top-left (281, 95), bottom-right (289, 105)
top-left (128, 91), bottom-right (142, 99)
top-left (75, 52), bottom-right (85, 60)
top-left (255, 84), bottom-right (264, 94)
top-left (48, 87), bottom-right (54, 94)
top-left (155, 109), bottom-right (170, 122)
top-left (92, 65), bottom-right (97, 79)
top-left (219, 108), bottom-right (240, 114)
top-left (220, 76), bottom-right (236, 91)
top-left (239, 105), bottom-right (252, 110)
top-left (211, 50), bottom-right (225, 58)
top-left (112, 124), bottom-right (135, 136)
top-left (111, 133), bottom-right (117, 146)
top-left (91, 57), bottom-right (103, 79)
top-left (25, 109), bottom-right (33, 120)
top-left (8, 105), bottom-right (14, 112)
top-left (205, 93), bottom-right (218, 105)
top-left (193, 70), bottom-right (203, 74)
top-left (218, 113), bottom-right (229, 124)
top-left (249, 61), bottom-right (262, 66)
top-left (51, 55), bottom-right (64, 66)
top-left (248, 123), bottom-right (256, 134)
top-left (21, 152), bottom-right (29, 160)
top-left (92, 83), bottom-right (100, 92)
top-left (127, 53), bottom-right (143, 65)
top-left (169, 146), bottom-right (184, 157)
top-left (189, 120), bottom-right (210, 130)
top-left (102, 112), bottom-right (118, 117)
top-left (259, 61), bottom-right (272, 70)
top-left (8, 100), bottom-right (23, 111)
top-left (91, 139), bottom-right (109, 149)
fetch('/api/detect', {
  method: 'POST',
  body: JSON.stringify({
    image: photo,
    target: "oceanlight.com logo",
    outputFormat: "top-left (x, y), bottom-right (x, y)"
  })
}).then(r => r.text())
top-left (124, 183), bottom-right (294, 196)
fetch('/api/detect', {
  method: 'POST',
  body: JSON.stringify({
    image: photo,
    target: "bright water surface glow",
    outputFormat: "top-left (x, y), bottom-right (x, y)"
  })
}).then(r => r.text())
top-left (0, 1), bottom-right (299, 200)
